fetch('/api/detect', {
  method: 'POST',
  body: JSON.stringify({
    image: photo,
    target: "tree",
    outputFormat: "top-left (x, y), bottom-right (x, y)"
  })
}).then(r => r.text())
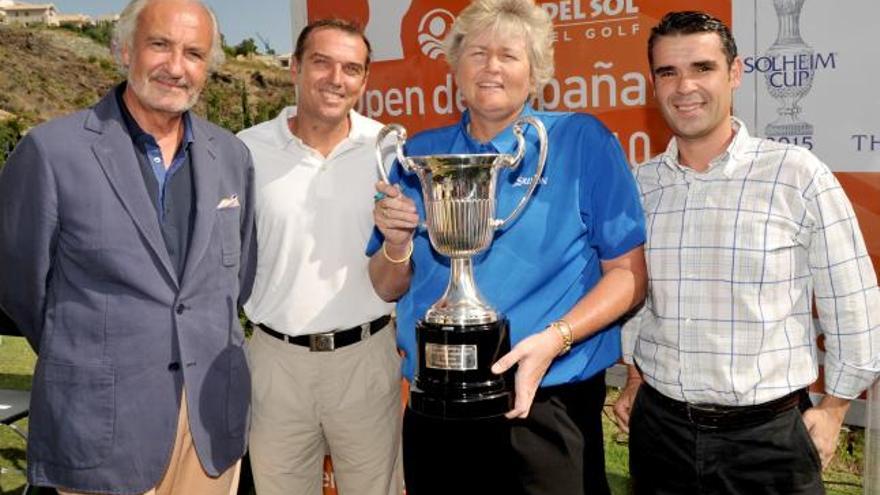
top-left (239, 81), bottom-right (252, 130)
top-left (234, 38), bottom-right (259, 57)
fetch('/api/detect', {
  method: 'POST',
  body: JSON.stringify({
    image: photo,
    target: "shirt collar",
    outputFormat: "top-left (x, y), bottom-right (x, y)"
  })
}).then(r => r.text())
top-left (458, 104), bottom-right (535, 154)
top-left (346, 108), bottom-right (376, 144)
top-left (115, 83), bottom-right (194, 150)
top-left (273, 106), bottom-right (298, 146)
top-left (660, 116), bottom-right (750, 177)
top-left (276, 106), bottom-right (373, 150)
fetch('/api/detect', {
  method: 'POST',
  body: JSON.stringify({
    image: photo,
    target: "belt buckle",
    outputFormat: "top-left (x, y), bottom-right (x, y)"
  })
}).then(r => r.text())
top-left (689, 403), bottom-right (722, 414)
top-left (686, 403), bottom-right (723, 430)
top-left (309, 332), bottom-right (335, 352)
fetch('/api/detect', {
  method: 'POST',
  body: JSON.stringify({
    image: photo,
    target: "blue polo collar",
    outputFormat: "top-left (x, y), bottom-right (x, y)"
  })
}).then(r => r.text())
top-left (457, 104), bottom-right (535, 155)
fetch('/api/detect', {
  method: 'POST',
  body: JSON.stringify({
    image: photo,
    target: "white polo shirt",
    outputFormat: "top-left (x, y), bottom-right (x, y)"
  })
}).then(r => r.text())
top-left (239, 106), bottom-right (394, 336)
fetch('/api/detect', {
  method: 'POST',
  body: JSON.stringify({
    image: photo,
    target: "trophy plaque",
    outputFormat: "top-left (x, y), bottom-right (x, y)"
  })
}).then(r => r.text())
top-left (375, 117), bottom-right (548, 419)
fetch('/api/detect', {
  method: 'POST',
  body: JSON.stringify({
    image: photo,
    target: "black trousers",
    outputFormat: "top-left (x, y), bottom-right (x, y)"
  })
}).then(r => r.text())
top-left (629, 384), bottom-right (825, 495)
top-left (402, 371), bottom-right (610, 495)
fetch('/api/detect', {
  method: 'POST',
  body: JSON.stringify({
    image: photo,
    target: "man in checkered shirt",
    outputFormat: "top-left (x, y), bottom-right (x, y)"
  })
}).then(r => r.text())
top-left (613, 11), bottom-right (880, 494)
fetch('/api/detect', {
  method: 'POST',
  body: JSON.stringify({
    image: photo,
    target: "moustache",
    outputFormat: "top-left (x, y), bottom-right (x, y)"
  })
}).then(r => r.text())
top-left (318, 83), bottom-right (345, 95)
top-left (151, 73), bottom-right (191, 90)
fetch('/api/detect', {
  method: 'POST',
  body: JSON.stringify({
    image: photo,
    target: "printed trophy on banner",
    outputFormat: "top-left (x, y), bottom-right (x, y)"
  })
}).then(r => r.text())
top-left (764, 0), bottom-right (815, 137)
top-left (375, 117), bottom-right (548, 419)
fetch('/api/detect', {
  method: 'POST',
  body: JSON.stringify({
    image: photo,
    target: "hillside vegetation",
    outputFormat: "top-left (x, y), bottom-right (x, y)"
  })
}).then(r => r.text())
top-left (0, 23), bottom-right (294, 164)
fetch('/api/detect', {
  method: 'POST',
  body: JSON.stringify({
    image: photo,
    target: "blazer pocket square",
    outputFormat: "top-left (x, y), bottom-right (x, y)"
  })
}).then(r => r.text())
top-left (217, 194), bottom-right (240, 209)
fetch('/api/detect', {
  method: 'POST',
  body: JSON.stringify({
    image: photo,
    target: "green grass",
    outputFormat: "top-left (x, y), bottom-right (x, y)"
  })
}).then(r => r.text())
top-left (0, 337), bottom-right (35, 388)
top-left (0, 339), bottom-right (867, 494)
top-left (0, 336), bottom-right (35, 495)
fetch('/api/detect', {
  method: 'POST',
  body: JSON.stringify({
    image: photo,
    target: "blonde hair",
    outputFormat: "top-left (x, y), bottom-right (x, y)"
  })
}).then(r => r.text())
top-left (112, 0), bottom-right (225, 73)
top-left (443, 0), bottom-right (554, 93)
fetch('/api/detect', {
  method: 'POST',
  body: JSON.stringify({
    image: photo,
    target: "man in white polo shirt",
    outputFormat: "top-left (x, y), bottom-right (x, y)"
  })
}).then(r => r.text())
top-left (237, 18), bottom-right (401, 495)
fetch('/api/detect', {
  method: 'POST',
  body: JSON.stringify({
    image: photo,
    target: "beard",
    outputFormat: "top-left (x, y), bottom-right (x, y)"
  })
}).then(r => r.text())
top-left (127, 71), bottom-right (202, 115)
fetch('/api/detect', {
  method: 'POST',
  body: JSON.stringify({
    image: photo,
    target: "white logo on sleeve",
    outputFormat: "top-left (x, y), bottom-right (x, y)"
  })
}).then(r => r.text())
top-left (513, 176), bottom-right (548, 188)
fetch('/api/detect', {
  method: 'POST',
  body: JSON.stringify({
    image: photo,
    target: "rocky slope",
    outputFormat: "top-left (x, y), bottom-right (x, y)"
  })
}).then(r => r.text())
top-left (0, 23), bottom-right (294, 132)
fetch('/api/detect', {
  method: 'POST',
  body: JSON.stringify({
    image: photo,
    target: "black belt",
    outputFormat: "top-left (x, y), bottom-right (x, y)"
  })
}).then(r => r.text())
top-left (643, 383), bottom-right (809, 431)
top-left (258, 315), bottom-right (391, 352)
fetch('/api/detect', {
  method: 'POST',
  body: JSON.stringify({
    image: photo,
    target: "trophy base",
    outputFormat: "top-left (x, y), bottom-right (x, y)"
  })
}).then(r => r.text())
top-left (409, 319), bottom-right (514, 420)
top-left (409, 383), bottom-right (513, 420)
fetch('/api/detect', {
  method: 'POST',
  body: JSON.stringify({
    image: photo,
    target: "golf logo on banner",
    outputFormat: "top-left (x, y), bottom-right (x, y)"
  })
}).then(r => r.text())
top-left (734, 0), bottom-right (880, 172)
top-left (417, 8), bottom-right (455, 59)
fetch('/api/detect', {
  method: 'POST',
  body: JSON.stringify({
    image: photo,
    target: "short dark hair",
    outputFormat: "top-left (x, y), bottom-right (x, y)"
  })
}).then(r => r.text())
top-left (648, 11), bottom-right (738, 69)
top-left (293, 18), bottom-right (372, 70)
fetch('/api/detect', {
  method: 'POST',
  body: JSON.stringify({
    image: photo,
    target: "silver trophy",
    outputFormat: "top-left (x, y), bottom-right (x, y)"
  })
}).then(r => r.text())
top-left (764, 0), bottom-right (814, 137)
top-left (376, 116), bottom-right (548, 418)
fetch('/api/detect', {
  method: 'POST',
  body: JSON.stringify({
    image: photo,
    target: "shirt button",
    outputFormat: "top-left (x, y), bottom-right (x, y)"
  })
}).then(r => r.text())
top-left (168, 362), bottom-right (180, 371)
top-left (176, 304), bottom-right (186, 315)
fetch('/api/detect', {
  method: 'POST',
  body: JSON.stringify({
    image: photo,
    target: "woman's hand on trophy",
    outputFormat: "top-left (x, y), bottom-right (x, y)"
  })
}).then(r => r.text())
top-left (491, 329), bottom-right (562, 419)
top-left (374, 181), bottom-right (419, 248)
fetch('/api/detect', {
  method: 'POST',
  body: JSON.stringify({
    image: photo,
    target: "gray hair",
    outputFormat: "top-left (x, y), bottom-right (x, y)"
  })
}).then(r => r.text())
top-left (111, 0), bottom-right (225, 73)
top-left (442, 0), bottom-right (554, 94)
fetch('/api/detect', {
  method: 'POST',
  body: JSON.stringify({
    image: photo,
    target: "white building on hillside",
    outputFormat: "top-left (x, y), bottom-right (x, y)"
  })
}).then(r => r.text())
top-left (0, 1), bottom-right (97, 27)
top-left (57, 12), bottom-right (93, 27)
top-left (95, 13), bottom-right (119, 24)
top-left (0, 2), bottom-right (59, 26)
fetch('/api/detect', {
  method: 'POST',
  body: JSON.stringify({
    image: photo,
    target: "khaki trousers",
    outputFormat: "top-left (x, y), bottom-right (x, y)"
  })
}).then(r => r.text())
top-left (59, 390), bottom-right (241, 495)
top-left (248, 322), bottom-right (403, 495)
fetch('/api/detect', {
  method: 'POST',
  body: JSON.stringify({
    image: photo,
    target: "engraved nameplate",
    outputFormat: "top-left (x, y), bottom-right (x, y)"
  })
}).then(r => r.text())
top-left (425, 343), bottom-right (478, 371)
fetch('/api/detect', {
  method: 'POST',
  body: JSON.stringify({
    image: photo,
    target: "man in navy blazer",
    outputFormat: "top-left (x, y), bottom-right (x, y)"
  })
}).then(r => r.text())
top-left (0, 0), bottom-right (256, 493)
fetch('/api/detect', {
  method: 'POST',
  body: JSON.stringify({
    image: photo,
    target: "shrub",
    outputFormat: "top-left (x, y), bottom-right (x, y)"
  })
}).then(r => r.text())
top-left (0, 118), bottom-right (23, 170)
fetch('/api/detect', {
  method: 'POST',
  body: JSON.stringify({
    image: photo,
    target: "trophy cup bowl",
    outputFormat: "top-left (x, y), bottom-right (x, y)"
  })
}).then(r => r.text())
top-left (376, 117), bottom-right (548, 419)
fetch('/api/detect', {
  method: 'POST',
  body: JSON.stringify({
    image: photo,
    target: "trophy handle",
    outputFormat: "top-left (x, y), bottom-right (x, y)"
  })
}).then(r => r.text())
top-left (375, 124), bottom-right (410, 184)
top-left (492, 116), bottom-right (548, 229)
top-left (375, 124), bottom-right (428, 231)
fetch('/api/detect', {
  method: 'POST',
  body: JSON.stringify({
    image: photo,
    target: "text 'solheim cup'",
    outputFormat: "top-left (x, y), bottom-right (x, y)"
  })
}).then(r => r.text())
top-left (376, 117), bottom-right (548, 419)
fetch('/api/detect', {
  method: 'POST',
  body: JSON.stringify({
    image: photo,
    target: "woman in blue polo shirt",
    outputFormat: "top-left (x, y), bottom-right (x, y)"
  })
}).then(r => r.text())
top-left (368, 0), bottom-right (647, 493)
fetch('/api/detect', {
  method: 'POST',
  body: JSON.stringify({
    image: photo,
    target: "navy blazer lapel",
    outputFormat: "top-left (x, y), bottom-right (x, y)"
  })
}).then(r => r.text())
top-left (87, 92), bottom-right (179, 287)
top-left (181, 120), bottom-right (219, 287)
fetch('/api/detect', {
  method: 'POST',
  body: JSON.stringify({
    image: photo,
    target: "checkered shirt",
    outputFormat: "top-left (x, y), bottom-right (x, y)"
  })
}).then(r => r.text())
top-left (623, 118), bottom-right (880, 405)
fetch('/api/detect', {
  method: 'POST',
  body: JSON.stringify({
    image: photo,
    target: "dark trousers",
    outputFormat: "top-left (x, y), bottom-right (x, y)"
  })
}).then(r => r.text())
top-left (402, 371), bottom-right (610, 495)
top-left (629, 384), bottom-right (825, 495)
